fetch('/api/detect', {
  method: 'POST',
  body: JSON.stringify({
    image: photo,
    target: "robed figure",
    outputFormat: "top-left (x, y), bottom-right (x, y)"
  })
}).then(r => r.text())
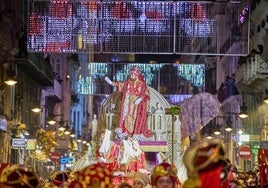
top-left (105, 66), bottom-right (152, 138)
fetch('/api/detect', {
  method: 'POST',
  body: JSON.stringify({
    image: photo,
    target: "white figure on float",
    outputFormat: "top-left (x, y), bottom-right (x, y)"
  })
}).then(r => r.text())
top-left (72, 144), bottom-right (95, 172)
top-left (176, 146), bottom-right (188, 184)
top-left (91, 114), bottom-right (98, 139)
top-left (154, 102), bottom-right (164, 131)
top-left (96, 129), bottom-right (119, 171)
top-left (156, 152), bottom-right (170, 164)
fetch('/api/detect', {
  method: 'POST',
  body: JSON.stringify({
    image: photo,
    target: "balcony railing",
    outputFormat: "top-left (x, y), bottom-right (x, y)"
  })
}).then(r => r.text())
top-left (235, 54), bottom-right (268, 85)
top-left (44, 79), bottom-right (62, 100)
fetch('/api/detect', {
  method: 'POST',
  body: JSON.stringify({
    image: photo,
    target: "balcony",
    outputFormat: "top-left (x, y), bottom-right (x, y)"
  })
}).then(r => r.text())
top-left (15, 53), bottom-right (54, 86)
top-left (43, 79), bottom-right (62, 101)
top-left (235, 54), bottom-right (268, 88)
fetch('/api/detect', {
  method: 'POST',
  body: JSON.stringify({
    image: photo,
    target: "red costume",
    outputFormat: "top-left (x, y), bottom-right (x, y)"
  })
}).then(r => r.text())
top-left (114, 67), bottom-right (152, 138)
top-left (112, 139), bottom-right (149, 187)
top-left (96, 129), bottom-right (120, 172)
top-left (69, 163), bottom-right (113, 188)
top-left (182, 138), bottom-right (229, 188)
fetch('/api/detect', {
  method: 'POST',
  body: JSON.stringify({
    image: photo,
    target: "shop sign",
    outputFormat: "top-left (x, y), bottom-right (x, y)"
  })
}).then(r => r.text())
top-left (12, 139), bottom-right (27, 147)
top-left (61, 157), bottom-right (73, 164)
top-left (26, 139), bottom-right (37, 150)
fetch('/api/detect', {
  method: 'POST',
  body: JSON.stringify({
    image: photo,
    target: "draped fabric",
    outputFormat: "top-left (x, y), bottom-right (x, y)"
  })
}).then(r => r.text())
top-left (179, 93), bottom-right (220, 139)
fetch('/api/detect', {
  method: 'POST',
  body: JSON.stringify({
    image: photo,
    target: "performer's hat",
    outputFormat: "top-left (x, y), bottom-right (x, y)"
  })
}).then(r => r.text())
top-left (0, 165), bottom-right (40, 188)
top-left (182, 138), bottom-right (227, 188)
top-left (151, 162), bottom-right (179, 187)
top-left (133, 172), bottom-right (149, 186)
top-left (69, 163), bottom-right (113, 188)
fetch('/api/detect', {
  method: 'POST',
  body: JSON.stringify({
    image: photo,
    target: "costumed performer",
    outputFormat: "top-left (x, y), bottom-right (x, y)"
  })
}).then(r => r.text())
top-left (113, 138), bottom-right (149, 186)
top-left (112, 139), bottom-right (139, 186)
top-left (175, 146), bottom-right (188, 184)
top-left (151, 162), bottom-right (181, 188)
top-left (133, 172), bottom-right (150, 188)
top-left (129, 137), bottom-right (149, 174)
top-left (72, 143), bottom-right (96, 172)
top-left (105, 66), bottom-right (152, 138)
top-left (182, 138), bottom-right (229, 188)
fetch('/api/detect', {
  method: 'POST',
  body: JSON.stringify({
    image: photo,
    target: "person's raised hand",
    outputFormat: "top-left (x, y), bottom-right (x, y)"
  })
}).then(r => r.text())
top-left (105, 76), bottom-right (113, 86)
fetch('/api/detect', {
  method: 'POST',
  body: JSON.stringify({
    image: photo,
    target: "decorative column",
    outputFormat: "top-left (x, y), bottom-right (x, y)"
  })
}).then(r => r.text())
top-left (165, 105), bottom-right (182, 165)
top-left (153, 103), bottom-right (165, 141)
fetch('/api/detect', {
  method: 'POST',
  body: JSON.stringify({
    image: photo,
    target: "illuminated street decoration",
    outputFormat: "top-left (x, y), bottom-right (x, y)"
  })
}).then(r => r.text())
top-left (28, 0), bottom-right (249, 55)
top-left (73, 63), bottom-right (204, 95)
top-left (239, 4), bottom-right (249, 24)
top-left (179, 2), bottom-right (213, 38)
top-left (74, 63), bottom-right (109, 95)
top-left (175, 64), bottom-right (205, 87)
top-left (115, 64), bottom-right (163, 85)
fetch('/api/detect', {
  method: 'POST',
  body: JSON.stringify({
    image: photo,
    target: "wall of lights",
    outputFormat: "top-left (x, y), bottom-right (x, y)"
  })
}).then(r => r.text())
top-left (28, 0), bottom-right (249, 55)
top-left (73, 63), bottom-right (205, 96)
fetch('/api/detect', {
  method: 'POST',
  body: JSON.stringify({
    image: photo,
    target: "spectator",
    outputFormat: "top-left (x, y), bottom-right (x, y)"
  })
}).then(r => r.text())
top-left (151, 162), bottom-right (180, 188)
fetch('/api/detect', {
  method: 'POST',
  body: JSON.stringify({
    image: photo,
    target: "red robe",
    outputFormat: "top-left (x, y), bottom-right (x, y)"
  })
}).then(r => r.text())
top-left (96, 143), bottom-right (120, 172)
top-left (115, 77), bottom-right (152, 138)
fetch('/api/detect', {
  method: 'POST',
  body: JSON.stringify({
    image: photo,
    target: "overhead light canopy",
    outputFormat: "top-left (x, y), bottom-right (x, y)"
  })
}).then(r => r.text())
top-left (58, 121), bottom-right (66, 131)
top-left (206, 135), bottom-right (213, 139)
top-left (64, 129), bottom-right (70, 135)
top-left (77, 136), bottom-right (82, 143)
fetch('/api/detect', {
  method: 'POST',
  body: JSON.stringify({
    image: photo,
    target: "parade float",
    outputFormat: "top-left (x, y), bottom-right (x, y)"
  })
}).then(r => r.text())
top-left (72, 67), bottom-right (220, 186)
top-left (73, 85), bottom-right (186, 185)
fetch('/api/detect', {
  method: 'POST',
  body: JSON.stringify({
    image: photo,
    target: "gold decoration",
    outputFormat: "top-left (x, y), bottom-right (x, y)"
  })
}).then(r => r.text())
top-left (36, 128), bottom-right (59, 155)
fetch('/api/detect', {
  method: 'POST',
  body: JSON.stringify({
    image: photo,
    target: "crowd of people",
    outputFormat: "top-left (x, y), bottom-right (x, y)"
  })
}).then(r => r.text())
top-left (0, 138), bottom-right (262, 188)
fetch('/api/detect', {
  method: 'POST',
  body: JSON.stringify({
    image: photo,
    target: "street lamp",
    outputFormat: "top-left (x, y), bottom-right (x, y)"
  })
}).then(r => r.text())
top-left (58, 121), bottom-right (66, 132)
top-left (31, 107), bottom-right (42, 113)
top-left (263, 89), bottom-right (268, 104)
top-left (3, 62), bottom-right (17, 86)
top-left (31, 103), bottom-right (44, 113)
top-left (47, 114), bottom-right (63, 125)
top-left (70, 131), bottom-right (75, 138)
top-left (238, 104), bottom-right (248, 119)
top-left (225, 117), bottom-right (233, 132)
top-left (4, 70), bottom-right (17, 86)
top-left (4, 78), bottom-right (17, 86)
top-left (77, 135), bottom-right (82, 143)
